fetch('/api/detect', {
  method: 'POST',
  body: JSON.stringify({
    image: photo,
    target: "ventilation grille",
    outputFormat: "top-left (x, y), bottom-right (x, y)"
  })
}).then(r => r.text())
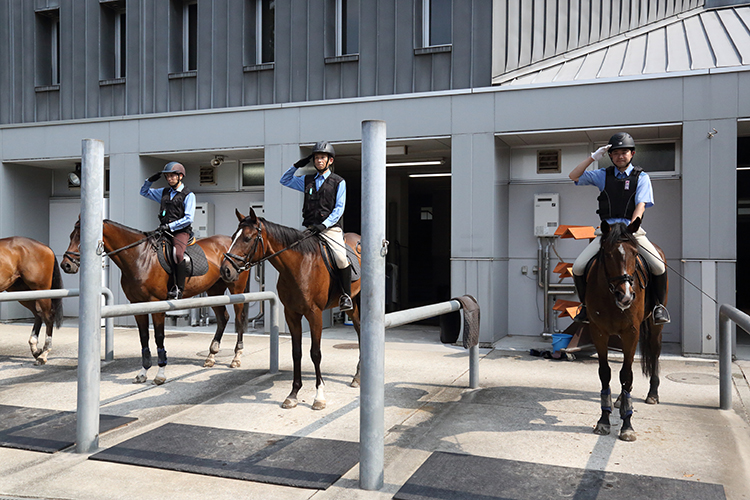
top-left (200, 166), bottom-right (216, 185)
top-left (537, 150), bottom-right (561, 174)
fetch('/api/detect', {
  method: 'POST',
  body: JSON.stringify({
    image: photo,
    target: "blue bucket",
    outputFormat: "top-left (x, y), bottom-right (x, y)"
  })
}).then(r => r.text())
top-left (551, 333), bottom-right (573, 352)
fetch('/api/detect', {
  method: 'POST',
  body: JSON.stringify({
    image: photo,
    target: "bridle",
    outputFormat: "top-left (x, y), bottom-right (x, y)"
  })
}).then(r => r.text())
top-left (599, 239), bottom-right (647, 296)
top-left (223, 219), bottom-right (266, 273)
top-left (63, 220), bottom-right (157, 267)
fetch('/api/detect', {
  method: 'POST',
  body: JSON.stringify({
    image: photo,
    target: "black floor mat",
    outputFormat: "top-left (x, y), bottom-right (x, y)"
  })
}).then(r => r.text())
top-left (394, 451), bottom-right (726, 500)
top-left (0, 404), bottom-right (136, 453)
top-left (90, 422), bottom-right (359, 490)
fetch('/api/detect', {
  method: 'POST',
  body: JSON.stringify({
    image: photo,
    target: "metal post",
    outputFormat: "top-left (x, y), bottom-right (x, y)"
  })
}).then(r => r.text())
top-left (719, 307), bottom-right (733, 410)
top-left (269, 297), bottom-right (279, 374)
top-left (360, 119), bottom-right (386, 491)
top-left (469, 345), bottom-right (479, 389)
top-left (77, 139), bottom-right (104, 453)
top-left (102, 287), bottom-right (115, 362)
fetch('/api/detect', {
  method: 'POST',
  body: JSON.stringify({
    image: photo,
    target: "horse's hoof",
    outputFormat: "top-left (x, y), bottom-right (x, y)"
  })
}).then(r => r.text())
top-left (312, 399), bottom-right (326, 410)
top-left (230, 359), bottom-right (241, 368)
top-left (153, 376), bottom-right (166, 385)
top-left (133, 374), bottom-right (147, 384)
top-left (203, 359), bottom-right (215, 368)
top-left (619, 429), bottom-right (637, 441)
top-left (282, 398), bottom-right (298, 409)
top-left (350, 377), bottom-right (360, 388)
top-left (593, 424), bottom-right (611, 435)
top-left (645, 395), bottom-right (659, 404)
top-left (33, 358), bottom-right (47, 366)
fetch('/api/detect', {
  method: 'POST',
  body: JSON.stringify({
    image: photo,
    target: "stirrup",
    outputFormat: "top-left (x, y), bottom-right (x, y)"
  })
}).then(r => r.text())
top-left (573, 305), bottom-right (589, 324)
top-left (653, 304), bottom-right (671, 325)
top-left (339, 294), bottom-right (353, 312)
top-left (167, 286), bottom-right (183, 300)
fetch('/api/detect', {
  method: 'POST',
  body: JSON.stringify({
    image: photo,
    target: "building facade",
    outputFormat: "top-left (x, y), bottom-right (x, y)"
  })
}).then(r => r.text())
top-left (1, 0), bottom-right (748, 355)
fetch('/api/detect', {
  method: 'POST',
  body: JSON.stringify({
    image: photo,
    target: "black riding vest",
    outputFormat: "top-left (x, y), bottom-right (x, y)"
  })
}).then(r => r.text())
top-left (597, 166), bottom-right (643, 221)
top-left (302, 173), bottom-right (344, 229)
top-left (159, 186), bottom-right (193, 232)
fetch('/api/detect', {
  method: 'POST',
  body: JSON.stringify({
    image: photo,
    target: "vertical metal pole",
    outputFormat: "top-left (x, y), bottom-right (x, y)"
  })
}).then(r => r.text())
top-left (719, 309), bottom-right (732, 410)
top-left (469, 345), bottom-right (479, 389)
top-left (102, 287), bottom-right (115, 362)
top-left (77, 139), bottom-right (104, 453)
top-left (269, 297), bottom-right (279, 374)
top-left (360, 119), bottom-right (386, 491)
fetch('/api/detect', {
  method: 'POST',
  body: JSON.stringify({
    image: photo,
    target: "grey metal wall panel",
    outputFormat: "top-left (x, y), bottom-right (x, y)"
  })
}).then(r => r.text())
top-left (359, 0), bottom-right (378, 96)
top-left (453, 2), bottom-right (472, 89)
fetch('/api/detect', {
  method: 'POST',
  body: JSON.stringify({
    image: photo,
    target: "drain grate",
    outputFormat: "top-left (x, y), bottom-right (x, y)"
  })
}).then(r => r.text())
top-left (333, 343), bottom-right (360, 350)
top-left (666, 372), bottom-right (719, 385)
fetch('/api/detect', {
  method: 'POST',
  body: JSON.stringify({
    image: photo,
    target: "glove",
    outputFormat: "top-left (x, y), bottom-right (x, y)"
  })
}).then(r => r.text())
top-left (158, 223), bottom-right (170, 233)
top-left (147, 172), bottom-right (162, 182)
top-left (294, 155), bottom-right (313, 169)
top-left (590, 144), bottom-right (611, 161)
top-left (307, 224), bottom-right (326, 235)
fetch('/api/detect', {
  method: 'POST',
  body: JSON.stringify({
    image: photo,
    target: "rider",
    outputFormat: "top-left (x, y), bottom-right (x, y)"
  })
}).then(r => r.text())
top-left (569, 132), bottom-right (670, 325)
top-left (280, 141), bottom-right (353, 312)
top-left (140, 162), bottom-right (196, 300)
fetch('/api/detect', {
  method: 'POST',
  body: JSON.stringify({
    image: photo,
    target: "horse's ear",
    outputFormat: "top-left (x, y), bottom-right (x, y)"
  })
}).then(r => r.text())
top-left (601, 221), bottom-right (610, 238)
top-left (247, 206), bottom-right (257, 223)
top-left (235, 209), bottom-right (246, 222)
top-left (628, 217), bottom-right (642, 234)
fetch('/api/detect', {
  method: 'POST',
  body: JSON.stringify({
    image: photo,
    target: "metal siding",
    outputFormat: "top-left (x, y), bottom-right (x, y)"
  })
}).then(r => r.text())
top-left (709, 118), bottom-right (737, 260)
top-left (666, 21), bottom-right (691, 71)
top-left (360, 0), bottom-right (377, 97)
top-left (702, 11), bottom-right (742, 67)
top-left (543, 0), bottom-right (557, 58)
top-left (568, 0), bottom-right (580, 51)
top-left (453, 0), bottom-right (472, 89)
top-left (621, 34), bottom-right (647, 75)
top-left (226, 0), bottom-right (245, 108)
top-left (719, 8), bottom-right (750, 65)
top-left (557, 0), bottom-right (569, 56)
top-left (376, 0), bottom-right (396, 96)
top-left (472, 0), bottom-right (492, 87)
top-left (519, 0), bottom-right (533, 67)
top-left (395, 0), bottom-right (414, 95)
top-left (307, 2), bottom-right (326, 101)
top-left (324, 63), bottom-right (342, 99)
top-left (432, 52), bottom-right (452, 91)
top-left (574, 51), bottom-right (606, 80)
top-left (341, 61), bottom-right (359, 98)
top-left (290, 1), bottom-right (308, 103)
top-left (684, 13), bottom-right (715, 69)
top-left (597, 44), bottom-right (627, 77)
top-left (274, 1), bottom-right (291, 103)
top-left (643, 28), bottom-right (668, 74)
top-left (553, 58), bottom-right (584, 81)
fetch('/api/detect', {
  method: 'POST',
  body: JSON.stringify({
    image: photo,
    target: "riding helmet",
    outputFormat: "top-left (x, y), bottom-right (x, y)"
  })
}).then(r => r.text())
top-left (608, 132), bottom-right (636, 151)
top-left (161, 161), bottom-right (186, 176)
top-left (312, 141), bottom-right (335, 158)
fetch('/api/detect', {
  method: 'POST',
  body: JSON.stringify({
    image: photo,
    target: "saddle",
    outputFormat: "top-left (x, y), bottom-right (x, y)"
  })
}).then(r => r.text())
top-left (157, 236), bottom-right (209, 278)
top-left (318, 238), bottom-right (361, 282)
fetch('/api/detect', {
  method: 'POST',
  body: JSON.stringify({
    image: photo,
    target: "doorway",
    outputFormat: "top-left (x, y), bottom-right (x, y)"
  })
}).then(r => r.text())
top-left (736, 136), bottom-right (750, 340)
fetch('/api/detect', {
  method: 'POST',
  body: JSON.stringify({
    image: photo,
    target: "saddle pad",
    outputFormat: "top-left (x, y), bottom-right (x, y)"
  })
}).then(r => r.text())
top-left (158, 240), bottom-right (209, 277)
top-left (319, 239), bottom-right (361, 282)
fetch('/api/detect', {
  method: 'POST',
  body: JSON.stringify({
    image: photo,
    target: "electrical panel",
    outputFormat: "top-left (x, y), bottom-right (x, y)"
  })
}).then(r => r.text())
top-left (534, 193), bottom-right (559, 236)
top-left (193, 202), bottom-right (214, 238)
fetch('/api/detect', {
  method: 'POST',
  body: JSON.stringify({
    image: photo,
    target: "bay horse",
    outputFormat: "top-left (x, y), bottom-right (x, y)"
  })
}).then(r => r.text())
top-left (0, 237), bottom-right (64, 365)
top-left (60, 219), bottom-right (250, 384)
top-left (585, 218), bottom-right (665, 441)
top-left (220, 208), bottom-right (362, 410)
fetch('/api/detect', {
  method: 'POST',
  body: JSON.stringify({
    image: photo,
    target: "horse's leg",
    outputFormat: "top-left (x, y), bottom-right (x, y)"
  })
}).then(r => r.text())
top-left (28, 316), bottom-right (43, 361)
top-left (230, 303), bottom-right (245, 368)
top-left (203, 305), bottom-right (229, 368)
top-left (618, 344), bottom-right (637, 442)
top-left (349, 299), bottom-right (362, 388)
top-left (645, 320), bottom-right (662, 405)
top-left (133, 314), bottom-right (152, 383)
top-left (282, 310), bottom-right (304, 409)
top-left (307, 311), bottom-right (326, 410)
top-left (592, 334), bottom-right (613, 436)
top-left (153, 312), bottom-right (168, 385)
top-left (34, 301), bottom-right (55, 365)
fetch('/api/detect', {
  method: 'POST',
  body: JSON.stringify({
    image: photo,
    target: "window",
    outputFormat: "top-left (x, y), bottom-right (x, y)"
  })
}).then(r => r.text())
top-left (35, 9), bottom-right (60, 87)
top-left (632, 143), bottom-right (677, 173)
top-left (423, 0), bottom-right (451, 47)
top-left (242, 162), bottom-right (265, 189)
top-left (171, 0), bottom-right (197, 73)
top-left (336, 0), bottom-right (359, 56)
top-left (246, 0), bottom-right (275, 66)
top-left (101, 1), bottom-right (127, 81)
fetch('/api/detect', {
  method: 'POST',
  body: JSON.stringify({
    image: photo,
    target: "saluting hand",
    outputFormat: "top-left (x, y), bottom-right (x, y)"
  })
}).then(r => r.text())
top-left (590, 144), bottom-right (611, 161)
top-left (148, 172), bottom-right (162, 182)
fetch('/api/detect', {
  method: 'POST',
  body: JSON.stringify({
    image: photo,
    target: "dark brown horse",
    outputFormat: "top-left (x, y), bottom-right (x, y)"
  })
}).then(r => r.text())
top-left (60, 219), bottom-right (250, 384)
top-left (585, 218), bottom-right (665, 441)
top-left (0, 237), bottom-right (64, 364)
top-left (220, 208), bottom-right (362, 410)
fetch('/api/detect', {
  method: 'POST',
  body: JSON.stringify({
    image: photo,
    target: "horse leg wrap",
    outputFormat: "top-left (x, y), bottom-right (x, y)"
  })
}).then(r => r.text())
top-left (620, 391), bottom-right (633, 418)
top-left (157, 348), bottom-right (168, 367)
top-left (142, 348), bottom-right (152, 370)
top-left (236, 341), bottom-right (244, 351)
top-left (600, 388), bottom-right (612, 412)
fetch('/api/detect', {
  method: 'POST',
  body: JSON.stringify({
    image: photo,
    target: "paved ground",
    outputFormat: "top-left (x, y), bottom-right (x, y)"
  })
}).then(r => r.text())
top-left (0, 319), bottom-right (749, 500)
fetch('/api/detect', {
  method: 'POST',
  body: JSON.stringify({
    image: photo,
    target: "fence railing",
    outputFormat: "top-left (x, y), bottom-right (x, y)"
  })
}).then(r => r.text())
top-left (718, 304), bottom-right (750, 410)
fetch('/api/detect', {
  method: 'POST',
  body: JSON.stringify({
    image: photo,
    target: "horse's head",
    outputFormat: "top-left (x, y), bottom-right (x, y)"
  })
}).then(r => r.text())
top-left (598, 218), bottom-right (642, 310)
top-left (221, 207), bottom-right (264, 283)
top-left (60, 217), bottom-right (81, 274)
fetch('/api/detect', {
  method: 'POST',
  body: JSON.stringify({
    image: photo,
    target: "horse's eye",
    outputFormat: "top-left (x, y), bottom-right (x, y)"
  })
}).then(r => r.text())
top-left (243, 235), bottom-right (252, 243)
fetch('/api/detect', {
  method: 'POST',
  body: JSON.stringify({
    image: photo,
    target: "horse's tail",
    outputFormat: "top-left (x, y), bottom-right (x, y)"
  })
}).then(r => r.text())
top-left (639, 319), bottom-right (660, 379)
top-left (51, 255), bottom-right (64, 329)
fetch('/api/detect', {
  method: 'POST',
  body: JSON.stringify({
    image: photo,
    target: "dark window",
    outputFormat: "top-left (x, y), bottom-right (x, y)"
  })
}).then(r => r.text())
top-left (36, 9), bottom-right (60, 86)
top-left (170, 0), bottom-right (197, 73)
top-left (632, 143), bottom-right (676, 173)
top-left (259, 0), bottom-right (275, 63)
top-left (186, 2), bottom-right (198, 71)
top-left (242, 163), bottom-right (265, 188)
top-left (101, 1), bottom-right (126, 80)
top-left (341, 0), bottom-right (358, 55)
top-left (428, 0), bottom-right (451, 46)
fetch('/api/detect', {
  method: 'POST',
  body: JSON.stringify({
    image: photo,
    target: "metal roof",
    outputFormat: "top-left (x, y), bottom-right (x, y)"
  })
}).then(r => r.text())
top-left (494, 5), bottom-right (750, 86)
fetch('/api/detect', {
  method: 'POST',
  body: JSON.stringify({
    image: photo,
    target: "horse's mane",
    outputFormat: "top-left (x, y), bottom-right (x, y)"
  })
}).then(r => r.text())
top-left (258, 218), bottom-right (320, 255)
top-left (102, 219), bottom-right (157, 243)
top-left (601, 222), bottom-right (637, 249)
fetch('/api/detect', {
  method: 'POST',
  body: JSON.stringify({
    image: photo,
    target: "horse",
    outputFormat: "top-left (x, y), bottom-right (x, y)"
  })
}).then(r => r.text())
top-left (220, 208), bottom-right (362, 410)
top-left (584, 217), bottom-right (666, 441)
top-left (60, 219), bottom-right (250, 384)
top-left (0, 237), bottom-right (64, 365)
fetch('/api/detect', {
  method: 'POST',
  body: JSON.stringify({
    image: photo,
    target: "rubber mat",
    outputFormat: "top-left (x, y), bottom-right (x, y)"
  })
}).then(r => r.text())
top-left (90, 422), bottom-right (359, 490)
top-left (0, 404), bottom-right (136, 453)
top-left (394, 451), bottom-right (726, 500)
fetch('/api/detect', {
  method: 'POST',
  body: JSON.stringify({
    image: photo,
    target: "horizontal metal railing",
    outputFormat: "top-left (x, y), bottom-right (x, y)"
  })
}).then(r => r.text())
top-left (718, 304), bottom-right (750, 410)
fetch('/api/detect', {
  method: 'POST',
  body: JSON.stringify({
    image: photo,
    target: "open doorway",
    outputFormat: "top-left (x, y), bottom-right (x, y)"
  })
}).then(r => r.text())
top-left (736, 136), bottom-right (750, 342)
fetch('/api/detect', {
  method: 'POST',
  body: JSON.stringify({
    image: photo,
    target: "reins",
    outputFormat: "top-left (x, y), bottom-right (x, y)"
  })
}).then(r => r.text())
top-left (63, 223), bottom-right (162, 266)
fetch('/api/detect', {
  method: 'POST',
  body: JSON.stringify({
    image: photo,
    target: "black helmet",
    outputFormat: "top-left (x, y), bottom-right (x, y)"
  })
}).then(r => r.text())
top-left (312, 141), bottom-right (335, 158)
top-left (608, 132), bottom-right (636, 151)
top-left (161, 161), bottom-right (186, 176)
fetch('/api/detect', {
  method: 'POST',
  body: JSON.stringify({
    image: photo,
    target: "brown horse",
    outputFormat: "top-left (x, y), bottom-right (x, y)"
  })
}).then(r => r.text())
top-left (0, 237), bottom-right (64, 365)
top-left (585, 218), bottom-right (665, 441)
top-left (220, 208), bottom-right (362, 410)
top-left (60, 219), bottom-right (250, 384)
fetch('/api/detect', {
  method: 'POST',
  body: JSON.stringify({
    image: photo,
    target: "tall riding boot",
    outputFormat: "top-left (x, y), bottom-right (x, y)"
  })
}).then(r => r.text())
top-left (338, 266), bottom-right (353, 312)
top-left (168, 260), bottom-right (187, 300)
top-left (573, 274), bottom-right (589, 324)
top-left (651, 272), bottom-right (671, 324)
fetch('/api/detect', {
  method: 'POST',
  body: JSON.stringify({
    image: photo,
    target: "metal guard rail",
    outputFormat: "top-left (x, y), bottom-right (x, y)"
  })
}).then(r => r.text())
top-left (719, 304), bottom-right (749, 410)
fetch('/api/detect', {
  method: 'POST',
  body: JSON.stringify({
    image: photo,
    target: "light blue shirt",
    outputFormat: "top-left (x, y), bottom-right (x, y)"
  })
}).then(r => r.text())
top-left (576, 164), bottom-right (654, 225)
top-left (140, 179), bottom-right (196, 231)
top-left (280, 165), bottom-right (347, 228)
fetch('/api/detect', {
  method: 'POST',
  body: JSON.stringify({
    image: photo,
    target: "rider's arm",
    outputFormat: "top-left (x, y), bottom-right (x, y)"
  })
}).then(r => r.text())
top-left (569, 157), bottom-right (595, 183)
top-left (631, 202), bottom-right (646, 223)
top-left (323, 179), bottom-right (347, 228)
top-left (169, 192), bottom-right (196, 232)
top-left (139, 181), bottom-right (163, 203)
top-left (280, 165), bottom-right (305, 192)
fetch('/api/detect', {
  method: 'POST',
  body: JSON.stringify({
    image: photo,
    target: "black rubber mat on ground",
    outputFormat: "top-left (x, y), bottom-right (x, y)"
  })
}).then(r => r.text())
top-left (90, 422), bottom-right (359, 490)
top-left (0, 404), bottom-right (136, 453)
top-left (394, 451), bottom-right (726, 500)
